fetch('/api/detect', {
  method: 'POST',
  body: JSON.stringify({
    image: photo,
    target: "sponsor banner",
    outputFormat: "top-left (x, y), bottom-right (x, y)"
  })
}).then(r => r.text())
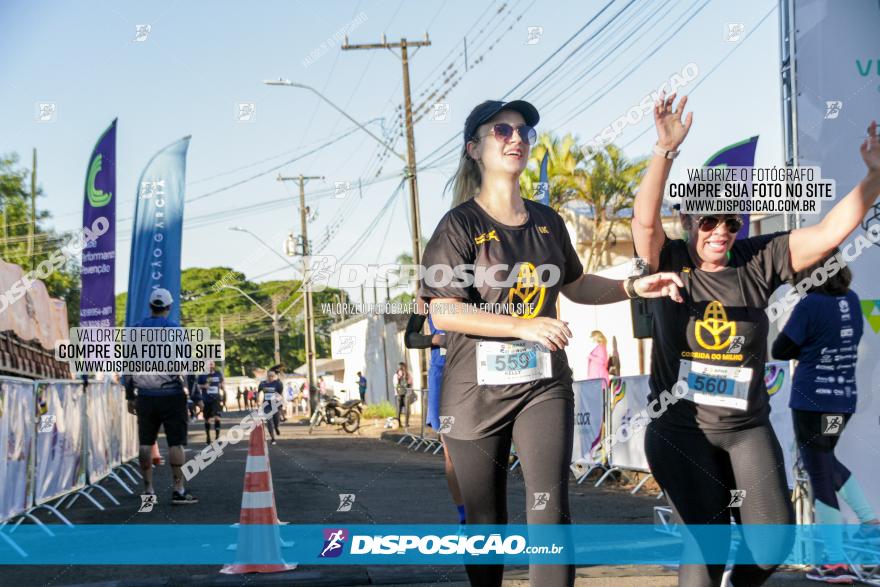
top-left (607, 376), bottom-right (651, 472)
top-left (125, 136), bottom-right (190, 326)
top-left (0, 524), bottom-right (872, 566)
top-left (80, 118), bottom-right (117, 327)
top-left (106, 382), bottom-right (124, 468)
top-left (0, 378), bottom-right (36, 522)
top-left (792, 0), bottom-right (880, 516)
top-left (120, 389), bottom-right (139, 462)
top-left (764, 361), bottom-right (796, 487)
top-left (700, 136), bottom-right (759, 236)
top-left (571, 379), bottom-right (605, 466)
top-left (86, 379), bottom-right (112, 482)
top-left (34, 381), bottom-right (87, 505)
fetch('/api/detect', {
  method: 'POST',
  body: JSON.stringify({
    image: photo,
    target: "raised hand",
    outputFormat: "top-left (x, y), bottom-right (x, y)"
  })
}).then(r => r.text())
top-left (861, 120), bottom-right (880, 174)
top-left (655, 92), bottom-right (693, 151)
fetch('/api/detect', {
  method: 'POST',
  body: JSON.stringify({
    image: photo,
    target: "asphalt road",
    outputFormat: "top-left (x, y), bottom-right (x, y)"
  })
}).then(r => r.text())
top-left (1, 409), bottom-right (819, 586)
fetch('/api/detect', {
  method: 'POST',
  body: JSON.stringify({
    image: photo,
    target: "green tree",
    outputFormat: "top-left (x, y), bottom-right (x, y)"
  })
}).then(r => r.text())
top-left (521, 136), bottom-right (648, 271)
top-left (116, 267), bottom-right (349, 377)
top-left (520, 133), bottom-right (585, 209)
top-left (578, 144), bottom-right (648, 272)
top-left (1, 152), bottom-right (80, 324)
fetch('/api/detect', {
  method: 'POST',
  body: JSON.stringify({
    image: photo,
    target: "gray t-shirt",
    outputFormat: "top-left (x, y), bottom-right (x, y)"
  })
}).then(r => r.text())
top-left (419, 198), bottom-right (583, 440)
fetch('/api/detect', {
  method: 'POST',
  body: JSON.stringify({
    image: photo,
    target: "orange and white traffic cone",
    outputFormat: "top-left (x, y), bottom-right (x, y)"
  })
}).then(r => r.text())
top-left (151, 442), bottom-right (162, 466)
top-left (220, 422), bottom-right (296, 574)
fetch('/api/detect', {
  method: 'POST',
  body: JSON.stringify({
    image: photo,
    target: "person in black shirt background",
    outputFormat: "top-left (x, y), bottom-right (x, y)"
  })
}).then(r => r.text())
top-left (633, 93), bottom-right (880, 586)
top-left (405, 299), bottom-right (466, 527)
top-left (257, 368), bottom-right (284, 445)
top-left (420, 99), bottom-right (684, 587)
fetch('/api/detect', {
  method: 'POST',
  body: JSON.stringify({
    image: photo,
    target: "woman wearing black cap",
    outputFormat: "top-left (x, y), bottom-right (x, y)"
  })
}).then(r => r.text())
top-left (419, 99), bottom-right (685, 586)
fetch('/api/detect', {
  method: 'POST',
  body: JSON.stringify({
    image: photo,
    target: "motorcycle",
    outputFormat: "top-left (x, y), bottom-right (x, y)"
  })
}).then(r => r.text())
top-left (309, 393), bottom-right (362, 434)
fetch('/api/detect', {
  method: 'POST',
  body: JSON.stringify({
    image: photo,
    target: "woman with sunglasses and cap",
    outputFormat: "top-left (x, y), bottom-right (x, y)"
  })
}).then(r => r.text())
top-left (419, 99), bottom-right (685, 587)
top-left (633, 93), bottom-right (880, 587)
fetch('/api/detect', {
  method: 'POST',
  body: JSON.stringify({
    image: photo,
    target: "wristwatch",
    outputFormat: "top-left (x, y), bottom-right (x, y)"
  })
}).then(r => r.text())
top-left (653, 144), bottom-right (680, 160)
top-left (623, 276), bottom-right (641, 299)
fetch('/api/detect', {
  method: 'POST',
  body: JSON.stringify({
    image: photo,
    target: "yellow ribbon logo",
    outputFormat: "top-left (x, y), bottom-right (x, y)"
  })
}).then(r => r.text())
top-left (508, 262), bottom-right (546, 319)
top-left (695, 301), bottom-right (736, 350)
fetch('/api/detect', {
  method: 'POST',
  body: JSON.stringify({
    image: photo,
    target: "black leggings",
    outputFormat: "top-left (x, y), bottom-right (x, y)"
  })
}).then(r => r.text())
top-left (645, 421), bottom-right (795, 587)
top-left (443, 397), bottom-right (574, 587)
top-left (396, 394), bottom-right (410, 427)
top-left (792, 410), bottom-right (852, 508)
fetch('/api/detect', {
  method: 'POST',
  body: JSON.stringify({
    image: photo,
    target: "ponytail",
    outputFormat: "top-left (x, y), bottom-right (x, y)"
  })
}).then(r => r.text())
top-left (445, 149), bottom-right (482, 207)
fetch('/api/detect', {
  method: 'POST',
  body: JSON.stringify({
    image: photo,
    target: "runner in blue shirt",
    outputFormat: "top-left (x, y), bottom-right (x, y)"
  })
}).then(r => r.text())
top-left (356, 372), bottom-right (367, 404)
top-left (773, 254), bottom-right (880, 582)
top-left (200, 361), bottom-right (224, 443)
top-left (258, 368), bottom-right (284, 445)
top-left (124, 288), bottom-right (198, 505)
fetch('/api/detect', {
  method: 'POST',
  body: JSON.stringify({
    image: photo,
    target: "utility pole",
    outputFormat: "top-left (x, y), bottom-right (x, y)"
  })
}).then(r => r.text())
top-left (343, 33), bottom-right (431, 392)
top-left (277, 174), bottom-right (323, 393)
top-left (220, 284), bottom-right (301, 374)
top-left (270, 296), bottom-right (281, 366)
top-left (28, 148), bottom-right (36, 270)
top-left (219, 315), bottom-right (225, 370)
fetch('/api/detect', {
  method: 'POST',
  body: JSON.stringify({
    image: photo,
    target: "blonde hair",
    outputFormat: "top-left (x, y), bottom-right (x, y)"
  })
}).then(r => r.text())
top-left (446, 147), bottom-right (483, 207)
top-left (590, 330), bottom-right (607, 345)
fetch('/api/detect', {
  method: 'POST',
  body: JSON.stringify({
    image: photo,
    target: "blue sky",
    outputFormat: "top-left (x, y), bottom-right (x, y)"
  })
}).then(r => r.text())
top-left (0, 0), bottom-right (783, 300)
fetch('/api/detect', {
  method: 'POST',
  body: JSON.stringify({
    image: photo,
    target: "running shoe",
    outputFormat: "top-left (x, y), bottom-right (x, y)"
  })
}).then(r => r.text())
top-left (852, 523), bottom-right (880, 544)
top-left (271, 440), bottom-right (277, 445)
top-left (171, 490), bottom-right (199, 505)
top-left (805, 564), bottom-right (857, 583)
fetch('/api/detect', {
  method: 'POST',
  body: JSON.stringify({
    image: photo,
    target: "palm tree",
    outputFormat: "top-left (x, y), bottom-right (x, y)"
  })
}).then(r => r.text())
top-left (579, 144), bottom-right (648, 272)
top-left (520, 133), bottom-right (584, 209)
top-left (523, 135), bottom-right (648, 271)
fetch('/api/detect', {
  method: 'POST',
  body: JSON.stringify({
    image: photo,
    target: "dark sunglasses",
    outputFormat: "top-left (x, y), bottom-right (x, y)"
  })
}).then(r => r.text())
top-left (476, 123), bottom-right (538, 146)
top-left (697, 215), bottom-right (743, 233)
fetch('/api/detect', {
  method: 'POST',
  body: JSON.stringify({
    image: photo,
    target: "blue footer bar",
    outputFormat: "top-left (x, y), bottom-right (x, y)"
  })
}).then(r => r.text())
top-left (0, 524), bottom-right (877, 565)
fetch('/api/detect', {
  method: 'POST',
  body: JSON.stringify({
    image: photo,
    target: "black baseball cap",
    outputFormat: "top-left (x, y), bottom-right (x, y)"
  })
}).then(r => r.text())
top-left (463, 100), bottom-right (540, 144)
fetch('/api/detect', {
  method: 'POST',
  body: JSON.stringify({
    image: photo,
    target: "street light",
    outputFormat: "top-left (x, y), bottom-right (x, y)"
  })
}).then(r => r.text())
top-left (221, 284), bottom-right (303, 366)
top-left (263, 78), bottom-right (405, 162)
top-left (228, 226), bottom-right (302, 274)
top-left (264, 76), bottom-right (428, 397)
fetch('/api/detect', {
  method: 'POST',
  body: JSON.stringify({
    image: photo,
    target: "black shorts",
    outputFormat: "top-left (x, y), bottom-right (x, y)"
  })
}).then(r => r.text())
top-left (136, 394), bottom-right (188, 447)
top-left (203, 398), bottom-right (222, 419)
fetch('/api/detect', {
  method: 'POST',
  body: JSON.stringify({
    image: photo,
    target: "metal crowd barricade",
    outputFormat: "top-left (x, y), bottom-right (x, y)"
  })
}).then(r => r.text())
top-left (60, 379), bottom-right (134, 511)
top-left (394, 388), bottom-right (443, 454)
top-left (0, 376), bottom-right (143, 553)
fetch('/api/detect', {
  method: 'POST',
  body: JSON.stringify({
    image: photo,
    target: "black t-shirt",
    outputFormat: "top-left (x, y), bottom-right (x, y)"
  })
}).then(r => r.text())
top-left (649, 232), bottom-right (792, 431)
top-left (204, 370), bottom-right (223, 402)
top-left (418, 198), bottom-right (584, 440)
top-left (258, 380), bottom-right (283, 399)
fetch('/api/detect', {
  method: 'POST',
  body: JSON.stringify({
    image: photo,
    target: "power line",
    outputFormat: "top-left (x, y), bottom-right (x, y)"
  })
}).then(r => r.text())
top-left (556, 0), bottom-right (711, 127)
top-left (417, 1), bottom-right (619, 170)
top-left (614, 2), bottom-right (778, 153)
top-left (530, 0), bottom-right (666, 109)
